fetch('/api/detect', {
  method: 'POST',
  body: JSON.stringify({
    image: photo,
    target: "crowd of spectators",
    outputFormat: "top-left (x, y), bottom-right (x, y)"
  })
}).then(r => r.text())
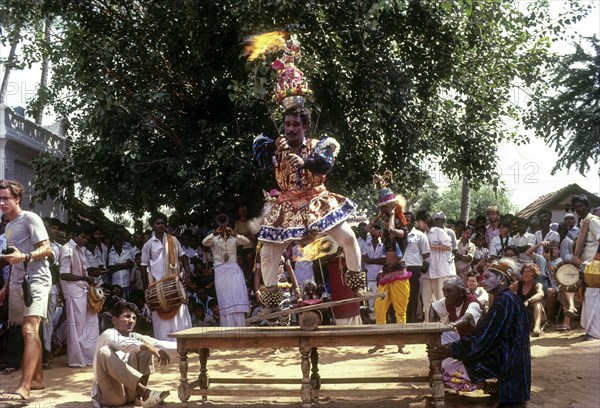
top-left (1, 198), bottom-right (599, 371)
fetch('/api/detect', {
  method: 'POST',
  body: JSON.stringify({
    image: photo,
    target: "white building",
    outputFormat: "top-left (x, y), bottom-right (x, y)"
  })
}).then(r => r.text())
top-left (0, 103), bottom-right (69, 220)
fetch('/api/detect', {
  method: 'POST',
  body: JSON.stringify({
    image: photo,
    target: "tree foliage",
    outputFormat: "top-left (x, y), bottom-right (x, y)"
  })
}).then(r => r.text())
top-left (430, 179), bottom-right (517, 221)
top-left (525, 35), bottom-right (600, 175)
top-left (2, 0), bottom-right (588, 217)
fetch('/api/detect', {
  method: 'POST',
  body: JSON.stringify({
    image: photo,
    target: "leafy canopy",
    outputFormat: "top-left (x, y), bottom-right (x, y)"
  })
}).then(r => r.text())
top-left (4, 0), bottom-right (587, 217)
top-left (524, 35), bottom-right (600, 175)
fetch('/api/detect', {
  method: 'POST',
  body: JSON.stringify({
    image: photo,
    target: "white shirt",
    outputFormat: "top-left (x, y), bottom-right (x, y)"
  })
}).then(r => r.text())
top-left (404, 228), bottom-right (430, 267)
top-left (426, 227), bottom-right (455, 278)
top-left (456, 239), bottom-right (476, 274)
top-left (91, 328), bottom-right (176, 406)
top-left (431, 297), bottom-right (482, 325)
top-left (108, 247), bottom-right (134, 288)
top-left (201, 233), bottom-right (249, 266)
top-left (363, 237), bottom-right (385, 281)
top-left (141, 233), bottom-right (184, 282)
top-left (92, 243), bottom-right (109, 267)
top-left (489, 235), bottom-right (514, 257)
top-left (512, 232), bottom-right (536, 248)
top-left (357, 235), bottom-right (370, 268)
top-left (60, 240), bottom-right (91, 293)
top-left (182, 245), bottom-right (198, 273)
top-left (567, 225), bottom-right (580, 240)
top-left (560, 236), bottom-right (574, 262)
top-left (580, 214), bottom-right (600, 262)
top-left (469, 286), bottom-right (489, 310)
top-left (535, 230), bottom-right (560, 254)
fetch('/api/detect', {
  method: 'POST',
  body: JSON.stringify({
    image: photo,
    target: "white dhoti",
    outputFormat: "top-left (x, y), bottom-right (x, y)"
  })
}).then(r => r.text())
top-left (214, 263), bottom-right (250, 327)
top-left (581, 287), bottom-right (600, 339)
top-left (151, 305), bottom-right (192, 341)
top-left (62, 288), bottom-right (98, 367)
top-left (440, 331), bottom-right (477, 392)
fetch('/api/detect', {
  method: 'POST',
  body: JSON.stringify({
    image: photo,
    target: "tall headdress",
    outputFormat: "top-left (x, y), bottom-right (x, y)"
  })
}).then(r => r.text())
top-left (373, 171), bottom-right (401, 207)
top-left (244, 32), bottom-right (312, 109)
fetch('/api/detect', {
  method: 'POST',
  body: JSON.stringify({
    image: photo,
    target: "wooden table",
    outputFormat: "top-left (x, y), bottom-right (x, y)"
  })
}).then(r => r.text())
top-left (169, 323), bottom-right (450, 407)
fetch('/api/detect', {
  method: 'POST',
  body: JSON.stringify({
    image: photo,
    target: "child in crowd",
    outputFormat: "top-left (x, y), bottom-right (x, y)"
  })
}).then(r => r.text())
top-left (190, 302), bottom-right (208, 327)
top-left (466, 271), bottom-right (489, 313)
top-left (129, 252), bottom-right (145, 291)
top-left (204, 299), bottom-right (220, 326)
top-left (472, 234), bottom-right (490, 279)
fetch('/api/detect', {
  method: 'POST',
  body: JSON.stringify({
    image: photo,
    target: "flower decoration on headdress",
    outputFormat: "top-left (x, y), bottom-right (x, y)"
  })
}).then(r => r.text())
top-left (244, 31), bottom-right (288, 62)
top-left (244, 31), bottom-right (312, 110)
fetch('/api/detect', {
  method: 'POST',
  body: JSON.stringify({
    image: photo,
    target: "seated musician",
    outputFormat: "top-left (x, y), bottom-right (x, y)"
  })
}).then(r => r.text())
top-left (430, 276), bottom-right (483, 392)
top-left (429, 259), bottom-right (531, 405)
top-left (509, 263), bottom-right (545, 337)
top-left (91, 301), bottom-right (175, 408)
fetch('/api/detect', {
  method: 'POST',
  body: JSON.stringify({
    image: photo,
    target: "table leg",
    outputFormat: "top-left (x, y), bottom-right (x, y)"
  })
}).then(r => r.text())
top-left (310, 347), bottom-right (321, 391)
top-left (299, 345), bottom-right (313, 408)
top-left (199, 348), bottom-right (210, 403)
top-left (178, 349), bottom-right (190, 403)
top-left (427, 346), bottom-right (445, 408)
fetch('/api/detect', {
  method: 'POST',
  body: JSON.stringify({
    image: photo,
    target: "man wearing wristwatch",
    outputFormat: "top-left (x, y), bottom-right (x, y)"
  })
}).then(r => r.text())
top-left (0, 179), bottom-right (53, 403)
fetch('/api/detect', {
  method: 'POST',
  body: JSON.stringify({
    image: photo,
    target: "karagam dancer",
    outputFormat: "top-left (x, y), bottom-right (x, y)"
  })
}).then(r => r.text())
top-left (366, 173), bottom-right (411, 325)
top-left (251, 34), bottom-right (365, 314)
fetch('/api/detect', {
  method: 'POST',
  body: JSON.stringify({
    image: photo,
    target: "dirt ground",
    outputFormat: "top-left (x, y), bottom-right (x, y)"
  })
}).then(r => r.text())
top-left (0, 324), bottom-right (598, 408)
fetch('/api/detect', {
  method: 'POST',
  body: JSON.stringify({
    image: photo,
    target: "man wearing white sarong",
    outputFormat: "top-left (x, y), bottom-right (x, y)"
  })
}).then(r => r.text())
top-left (60, 228), bottom-right (99, 367)
top-left (141, 213), bottom-right (191, 341)
top-left (430, 276), bottom-right (483, 392)
top-left (362, 233), bottom-right (385, 322)
top-left (571, 195), bottom-right (600, 340)
top-left (202, 214), bottom-right (250, 327)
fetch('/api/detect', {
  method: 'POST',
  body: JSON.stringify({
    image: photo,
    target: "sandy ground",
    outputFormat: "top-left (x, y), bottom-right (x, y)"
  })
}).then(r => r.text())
top-left (0, 324), bottom-right (598, 408)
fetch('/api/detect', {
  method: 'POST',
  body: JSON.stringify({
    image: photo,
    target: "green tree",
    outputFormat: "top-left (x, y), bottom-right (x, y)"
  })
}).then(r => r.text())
top-left (0, 0), bottom-right (48, 102)
top-left (408, 178), bottom-right (441, 214)
top-left (431, 179), bottom-right (518, 221)
top-left (524, 35), bottom-right (600, 175)
top-left (4, 0), bottom-right (588, 217)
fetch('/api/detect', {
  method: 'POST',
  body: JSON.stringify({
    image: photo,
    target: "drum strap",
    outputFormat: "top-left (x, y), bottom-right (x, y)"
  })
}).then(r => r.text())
top-left (146, 233), bottom-right (179, 285)
top-left (164, 233), bottom-right (178, 276)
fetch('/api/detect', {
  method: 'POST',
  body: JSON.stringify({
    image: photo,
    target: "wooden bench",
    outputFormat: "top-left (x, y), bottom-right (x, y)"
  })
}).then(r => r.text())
top-left (169, 323), bottom-right (450, 407)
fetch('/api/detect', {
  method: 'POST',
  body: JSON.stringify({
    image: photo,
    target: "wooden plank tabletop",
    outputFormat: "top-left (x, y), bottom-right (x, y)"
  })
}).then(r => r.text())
top-left (169, 323), bottom-right (451, 339)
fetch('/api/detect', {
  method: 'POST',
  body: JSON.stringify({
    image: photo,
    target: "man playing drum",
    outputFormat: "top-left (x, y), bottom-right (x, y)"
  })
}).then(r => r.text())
top-left (141, 213), bottom-right (191, 341)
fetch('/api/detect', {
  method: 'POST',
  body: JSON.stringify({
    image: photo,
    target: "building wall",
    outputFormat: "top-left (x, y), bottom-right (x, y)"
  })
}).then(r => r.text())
top-left (0, 103), bottom-right (68, 221)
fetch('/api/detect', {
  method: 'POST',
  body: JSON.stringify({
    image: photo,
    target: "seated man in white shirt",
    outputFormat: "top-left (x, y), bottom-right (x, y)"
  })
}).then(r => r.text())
top-left (429, 276), bottom-right (484, 392)
top-left (91, 301), bottom-right (175, 408)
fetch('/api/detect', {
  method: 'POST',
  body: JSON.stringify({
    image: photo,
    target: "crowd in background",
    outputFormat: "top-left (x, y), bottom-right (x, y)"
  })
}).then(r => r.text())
top-left (1, 198), bottom-right (599, 371)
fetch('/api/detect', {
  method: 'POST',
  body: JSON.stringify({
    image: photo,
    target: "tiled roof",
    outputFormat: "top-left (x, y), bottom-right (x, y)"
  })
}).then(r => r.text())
top-left (517, 183), bottom-right (600, 219)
